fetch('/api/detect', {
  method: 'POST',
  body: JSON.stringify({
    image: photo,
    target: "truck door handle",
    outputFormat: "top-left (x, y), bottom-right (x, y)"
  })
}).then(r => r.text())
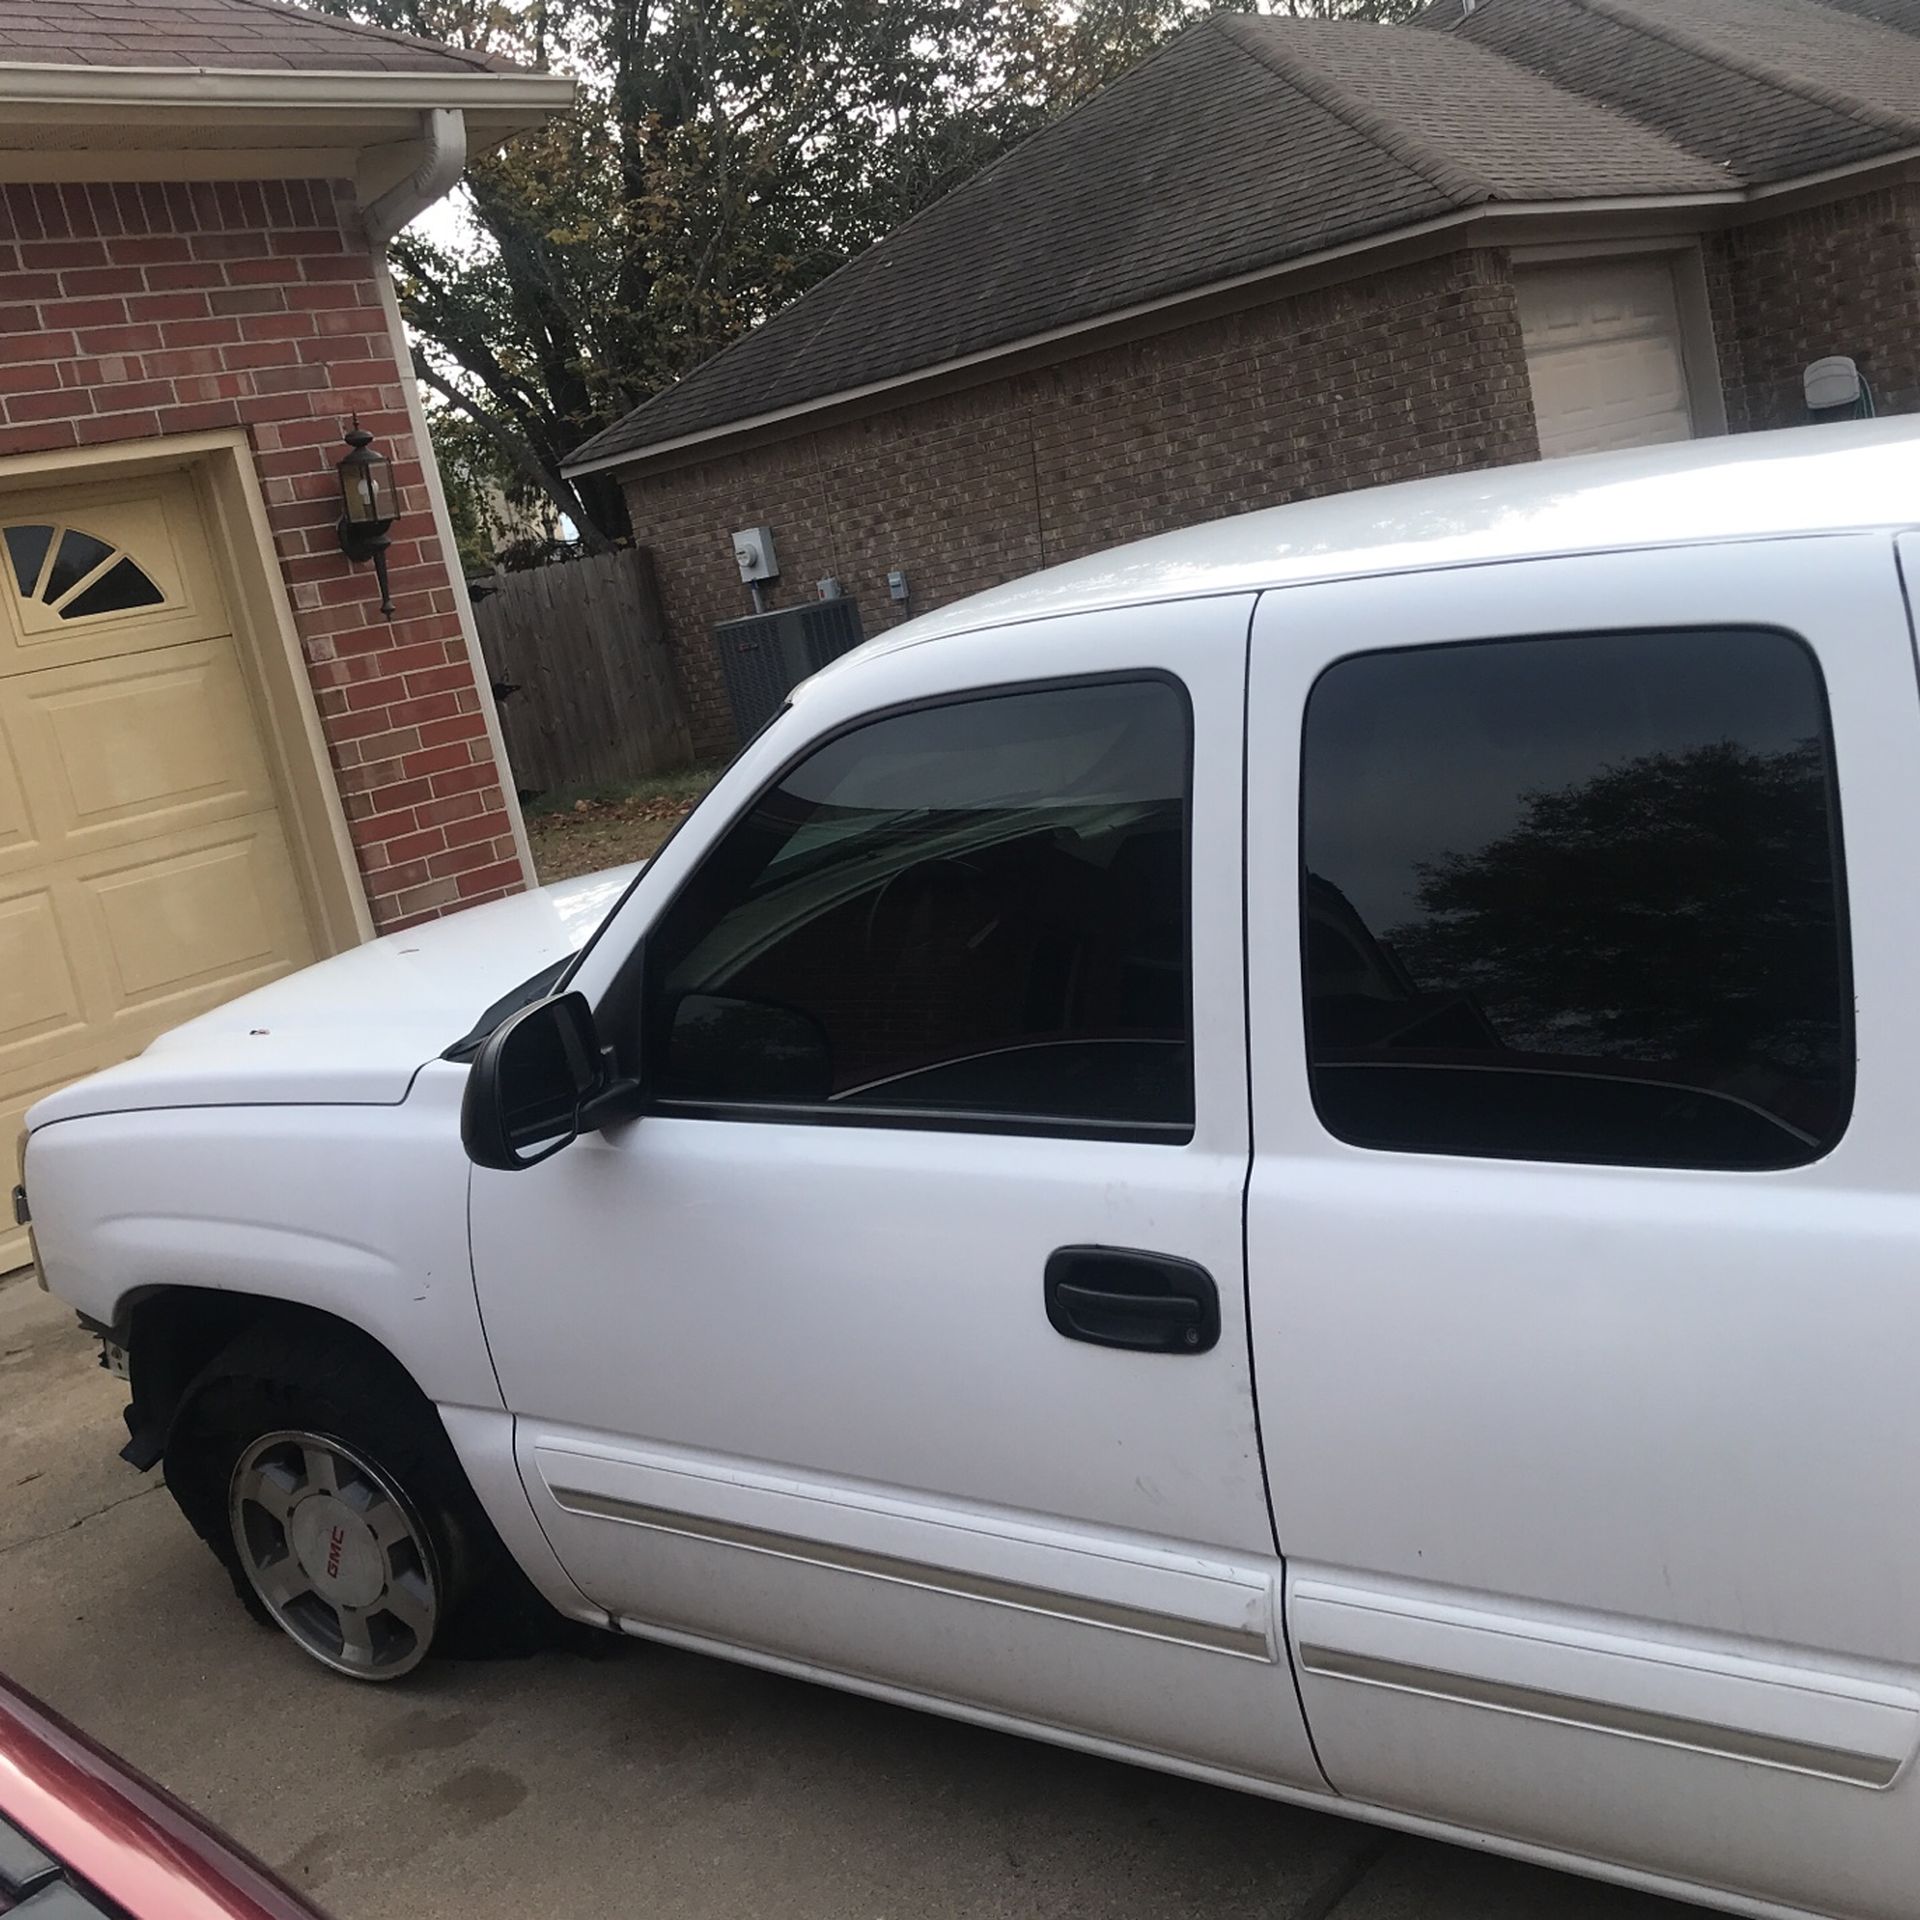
top-left (1044, 1247), bottom-right (1220, 1354)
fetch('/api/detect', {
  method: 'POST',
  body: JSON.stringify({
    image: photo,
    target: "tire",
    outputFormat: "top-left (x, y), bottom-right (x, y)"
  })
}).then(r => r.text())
top-left (163, 1318), bottom-right (536, 1680)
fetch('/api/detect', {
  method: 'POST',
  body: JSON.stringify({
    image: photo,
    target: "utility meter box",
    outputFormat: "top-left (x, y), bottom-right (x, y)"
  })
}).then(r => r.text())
top-left (731, 525), bottom-right (779, 583)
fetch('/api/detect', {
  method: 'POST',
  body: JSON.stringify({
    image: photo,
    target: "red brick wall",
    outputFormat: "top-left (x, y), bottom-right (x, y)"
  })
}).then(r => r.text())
top-left (1707, 184), bottom-right (1920, 433)
top-left (624, 249), bottom-right (1539, 757)
top-left (0, 177), bottom-right (520, 931)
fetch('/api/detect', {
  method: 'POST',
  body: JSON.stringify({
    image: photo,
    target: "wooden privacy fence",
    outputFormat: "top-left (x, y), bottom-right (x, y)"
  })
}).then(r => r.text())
top-left (472, 546), bottom-right (693, 796)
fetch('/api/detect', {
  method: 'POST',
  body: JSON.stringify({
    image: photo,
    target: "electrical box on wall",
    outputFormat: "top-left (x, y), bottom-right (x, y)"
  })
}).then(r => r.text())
top-left (731, 526), bottom-right (779, 582)
top-left (1804, 357), bottom-right (1864, 413)
top-left (1797, 355), bottom-right (1873, 414)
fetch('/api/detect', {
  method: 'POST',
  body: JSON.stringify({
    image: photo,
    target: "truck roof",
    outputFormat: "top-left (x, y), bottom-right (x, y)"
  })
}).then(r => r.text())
top-left (832, 416), bottom-right (1920, 669)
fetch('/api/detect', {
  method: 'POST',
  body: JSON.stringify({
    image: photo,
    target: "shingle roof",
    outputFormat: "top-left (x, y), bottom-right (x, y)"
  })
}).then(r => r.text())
top-left (568, 0), bottom-right (1920, 473)
top-left (1816, 0), bottom-right (1920, 29)
top-left (1237, 18), bottom-right (1729, 201)
top-left (1443, 0), bottom-right (1920, 182)
top-left (0, 0), bottom-right (520, 74)
top-left (567, 16), bottom-right (1729, 473)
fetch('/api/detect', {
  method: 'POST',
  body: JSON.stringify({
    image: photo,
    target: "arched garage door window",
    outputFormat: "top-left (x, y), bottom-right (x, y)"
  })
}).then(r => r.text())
top-left (3, 522), bottom-right (165, 621)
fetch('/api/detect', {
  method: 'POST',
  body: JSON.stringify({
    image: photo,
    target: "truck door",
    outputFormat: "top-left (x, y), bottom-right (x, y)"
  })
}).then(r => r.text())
top-left (1245, 537), bottom-right (1920, 1920)
top-left (471, 596), bottom-right (1324, 1790)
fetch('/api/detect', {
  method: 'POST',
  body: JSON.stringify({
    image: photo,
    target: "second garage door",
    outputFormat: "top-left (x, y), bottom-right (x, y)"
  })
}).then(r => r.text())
top-left (1516, 258), bottom-right (1696, 459)
top-left (2, 471), bottom-right (320, 1271)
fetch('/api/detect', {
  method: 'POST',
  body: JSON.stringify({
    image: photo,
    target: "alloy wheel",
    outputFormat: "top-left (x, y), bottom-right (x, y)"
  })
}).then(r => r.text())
top-left (228, 1429), bottom-right (439, 1680)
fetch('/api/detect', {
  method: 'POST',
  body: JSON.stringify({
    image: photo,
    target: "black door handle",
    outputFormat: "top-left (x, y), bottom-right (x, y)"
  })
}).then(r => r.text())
top-left (1045, 1246), bottom-right (1220, 1354)
top-left (1055, 1283), bottom-right (1201, 1325)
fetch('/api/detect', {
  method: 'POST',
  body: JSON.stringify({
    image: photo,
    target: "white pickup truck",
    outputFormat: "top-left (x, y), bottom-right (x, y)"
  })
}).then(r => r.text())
top-left (17, 418), bottom-right (1920, 1920)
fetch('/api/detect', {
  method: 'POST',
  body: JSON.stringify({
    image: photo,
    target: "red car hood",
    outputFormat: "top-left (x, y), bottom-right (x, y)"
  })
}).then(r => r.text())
top-left (0, 1674), bottom-right (324, 1920)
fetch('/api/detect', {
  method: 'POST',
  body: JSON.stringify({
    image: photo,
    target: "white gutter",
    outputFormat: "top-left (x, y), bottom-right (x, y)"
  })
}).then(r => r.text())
top-left (364, 106), bottom-right (466, 243)
top-left (1744, 144), bottom-right (1920, 201)
top-left (0, 59), bottom-right (573, 112)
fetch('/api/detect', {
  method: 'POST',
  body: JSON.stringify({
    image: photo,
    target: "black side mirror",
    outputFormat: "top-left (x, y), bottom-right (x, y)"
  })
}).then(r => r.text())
top-left (461, 991), bottom-right (609, 1171)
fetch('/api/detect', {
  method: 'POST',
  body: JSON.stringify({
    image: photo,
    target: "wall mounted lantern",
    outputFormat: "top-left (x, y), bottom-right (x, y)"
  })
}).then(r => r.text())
top-left (335, 421), bottom-right (397, 617)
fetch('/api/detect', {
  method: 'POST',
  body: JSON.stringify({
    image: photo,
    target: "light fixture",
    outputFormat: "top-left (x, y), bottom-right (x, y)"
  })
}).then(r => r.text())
top-left (335, 421), bottom-right (397, 617)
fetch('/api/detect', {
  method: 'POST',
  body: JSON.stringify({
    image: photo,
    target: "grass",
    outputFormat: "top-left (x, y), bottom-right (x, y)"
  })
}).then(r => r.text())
top-left (523, 766), bottom-right (721, 883)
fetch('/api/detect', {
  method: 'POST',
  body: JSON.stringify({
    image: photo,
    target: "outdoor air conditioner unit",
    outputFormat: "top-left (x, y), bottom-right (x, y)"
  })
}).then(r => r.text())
top-left (712, 598), bottom-right (865, 739)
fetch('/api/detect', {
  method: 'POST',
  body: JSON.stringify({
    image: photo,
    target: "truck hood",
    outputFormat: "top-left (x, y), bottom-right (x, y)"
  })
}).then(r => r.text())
top-left (27, 865), bottom-right (641, 1127)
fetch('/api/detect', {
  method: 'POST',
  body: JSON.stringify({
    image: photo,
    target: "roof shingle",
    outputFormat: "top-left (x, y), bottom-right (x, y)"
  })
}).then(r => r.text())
top-left (568, 15), bottom-right (1728, 471)
top-left (0, 0), bottom-right (523, 75)
top-left (1815, 0), bottom-right (1920, 29)
top-left (569, 0), bottom-right (1920, 472)
top-left (1599, 0), bottom-right (1920, 135)
top-left (1231, 17), bottom-right (1730, 201)
top-left (1443, 0), bottom-right (1904, 185)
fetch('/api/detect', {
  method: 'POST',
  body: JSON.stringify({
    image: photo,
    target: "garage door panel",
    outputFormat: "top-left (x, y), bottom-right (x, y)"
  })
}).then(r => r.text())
top-left (1, 469), bottom-right (322, 1274)
top-left (81, 815), bottom-right (307, 1015)
top-left (0, 820), bottom-right (307, 1092)
top-left (1518, 258), bottom-right (1695, 461)
top-left (0, 639), bottom-right (274, 863)
top-left (1525, 336), bottom-right (1691, 459)
top-left (0, 481), bottom-right (227, 675)
top-left (0, 887), bottom-right (87, 1066)
top-left (0, 712), bottom-right (38, 865)
top-left (1519, 270), bottom-right (1675, 345)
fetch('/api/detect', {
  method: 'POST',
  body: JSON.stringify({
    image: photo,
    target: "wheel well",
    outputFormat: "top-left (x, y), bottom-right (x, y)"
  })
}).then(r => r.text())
top-left (145, 1294), bottom-right (561, 1661)
top-left (121, 1289), bottom-right (418, 1467)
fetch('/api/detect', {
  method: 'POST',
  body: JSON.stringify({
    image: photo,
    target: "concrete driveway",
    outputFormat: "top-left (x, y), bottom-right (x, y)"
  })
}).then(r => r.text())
top-left (1, 1273), bottom-right (1688, 1920)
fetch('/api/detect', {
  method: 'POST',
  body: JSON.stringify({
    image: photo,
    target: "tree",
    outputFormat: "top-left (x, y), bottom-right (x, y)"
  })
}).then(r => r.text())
top-left (320, 0), bottom-right (1424, 547)
top-left (424, 400), bottom-right (566, 574)
top-left (1386, 740), bottom-right (1845, 1077)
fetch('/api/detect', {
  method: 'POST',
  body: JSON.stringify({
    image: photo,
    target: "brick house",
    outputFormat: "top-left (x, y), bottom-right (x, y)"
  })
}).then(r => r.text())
top-left (565, 0), bottom-right (1920, 760)
top-left (0, 0), bottom-right (570, 1265)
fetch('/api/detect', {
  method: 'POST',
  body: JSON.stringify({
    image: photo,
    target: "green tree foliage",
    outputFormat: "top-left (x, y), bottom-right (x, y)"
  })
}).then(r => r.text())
top-left (318, 0), bottom-right (1422, 548)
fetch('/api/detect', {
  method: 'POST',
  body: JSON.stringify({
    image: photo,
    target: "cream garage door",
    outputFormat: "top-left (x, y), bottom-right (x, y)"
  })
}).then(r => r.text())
top-left (1517, 258), bottom-right (1695, 459)
top-left (2, 473), bottom-right (318, 1270)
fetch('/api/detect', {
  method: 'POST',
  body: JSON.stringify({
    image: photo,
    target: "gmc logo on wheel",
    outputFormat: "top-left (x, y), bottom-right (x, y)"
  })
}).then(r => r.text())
top-left (326, 1526), bottom-right (345, 1580)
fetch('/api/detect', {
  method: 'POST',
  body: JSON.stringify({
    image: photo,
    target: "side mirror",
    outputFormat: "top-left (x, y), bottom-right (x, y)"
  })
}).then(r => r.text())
top-left (461, 991), bottom-right (609, 1171)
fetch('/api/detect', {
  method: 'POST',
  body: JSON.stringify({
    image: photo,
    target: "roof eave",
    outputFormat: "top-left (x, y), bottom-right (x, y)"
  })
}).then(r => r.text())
top-left (572, 144), bottom-right (1920, 483)
top-left (0, 59), bottom-right (575, 114)
top-left (563, 187), bottom-right (1745, 480)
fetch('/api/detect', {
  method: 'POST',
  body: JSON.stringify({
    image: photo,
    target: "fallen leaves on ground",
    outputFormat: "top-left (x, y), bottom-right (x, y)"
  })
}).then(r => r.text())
top-left (526, 787), bottom-right (706, 883)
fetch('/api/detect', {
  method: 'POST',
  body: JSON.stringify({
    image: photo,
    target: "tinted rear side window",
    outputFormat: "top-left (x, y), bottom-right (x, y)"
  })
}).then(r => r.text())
top-left (1300, 628), bottom-right (1851, 1170)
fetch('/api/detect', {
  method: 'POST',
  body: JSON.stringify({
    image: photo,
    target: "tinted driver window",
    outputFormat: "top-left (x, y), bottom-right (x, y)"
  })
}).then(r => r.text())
top-left (1301, 628), bottom-right (1850, 1170)
top-left (646, 679), bottom-right (1192, 1136)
